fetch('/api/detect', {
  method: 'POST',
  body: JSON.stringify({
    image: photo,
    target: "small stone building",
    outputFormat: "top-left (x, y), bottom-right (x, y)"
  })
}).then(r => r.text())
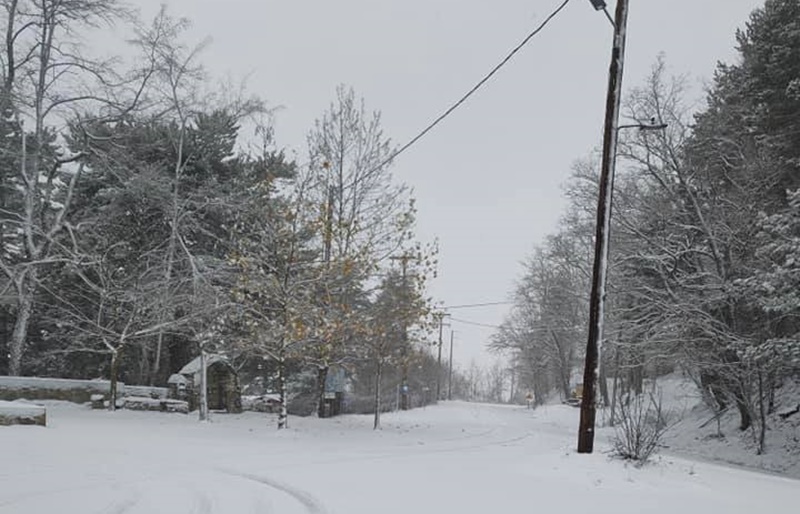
top-left (168, 355), bottom-right (242, 413)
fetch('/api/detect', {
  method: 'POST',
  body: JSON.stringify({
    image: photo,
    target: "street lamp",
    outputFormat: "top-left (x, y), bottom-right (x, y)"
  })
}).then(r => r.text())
top-left (587, 0), bottom-right (615, 26)
top-left (577, 0), bottom-right (631, 455)
top-left (578, 0), bottom-right (671, 455)
top-left (617, 120), bottom-right (669, 133)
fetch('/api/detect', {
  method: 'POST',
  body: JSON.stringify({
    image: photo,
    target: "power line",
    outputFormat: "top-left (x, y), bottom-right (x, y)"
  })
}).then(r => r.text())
top-left (449, 316), bottom-right (502, 329)
top-left (370, 0), bottom-right (573, 173)
top-left (442, 301), bottom-right (514, 310)
top-left (449, 315), bottom-right (583, 332)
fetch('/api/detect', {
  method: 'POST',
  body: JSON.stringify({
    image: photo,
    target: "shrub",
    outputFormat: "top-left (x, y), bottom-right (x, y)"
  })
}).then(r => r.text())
top-left (612, 391), bottom-right (670, 464)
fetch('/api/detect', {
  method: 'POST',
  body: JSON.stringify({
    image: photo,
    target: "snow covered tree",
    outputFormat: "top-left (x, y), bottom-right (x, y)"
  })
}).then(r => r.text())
top-left (0, 0), bottom-right (156, 376)
top-left (304, 85), bottom-right (412, 416)
top-left (229, 156), bottom-right (331, 429)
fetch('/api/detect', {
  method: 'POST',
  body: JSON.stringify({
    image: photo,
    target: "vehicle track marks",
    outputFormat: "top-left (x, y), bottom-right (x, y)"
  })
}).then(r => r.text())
top-left (220, 469), bottom-right (328, 514)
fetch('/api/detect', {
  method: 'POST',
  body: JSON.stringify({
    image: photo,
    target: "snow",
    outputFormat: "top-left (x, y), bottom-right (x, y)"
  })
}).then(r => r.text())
top-left (658, 376), bottom-right (800, 478)
top-left (167, 373), bottom-right (188, 385)
top-left (0, 400), bottom-right (44, 418)
top-left (176, 354), bottom-right (229, 377)
top-left (0, 376), bottom-right (117, 392)
top-left (124, 385), bottom-right (168, 399)
top-left (0, 400), bottom-right (797, 513)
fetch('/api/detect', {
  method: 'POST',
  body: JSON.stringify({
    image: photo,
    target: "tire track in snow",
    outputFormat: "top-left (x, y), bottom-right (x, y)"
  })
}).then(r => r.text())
top-left (219, 469), bottom-right (327, 514)
top-left (94, 493), bottom-right (141, 514)
top-left (190, 489), bottom-right (213, 514)
top-left (264, 425), bottom-right (536, 472)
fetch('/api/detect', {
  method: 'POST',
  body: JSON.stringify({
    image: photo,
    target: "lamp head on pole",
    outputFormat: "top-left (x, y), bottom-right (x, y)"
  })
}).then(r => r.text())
top-left (587, 0), bottom-right (615, 28)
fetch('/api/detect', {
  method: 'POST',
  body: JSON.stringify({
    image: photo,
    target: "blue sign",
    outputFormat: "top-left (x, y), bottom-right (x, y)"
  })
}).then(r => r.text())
top-left (325, 367), bottom-right (346, 393)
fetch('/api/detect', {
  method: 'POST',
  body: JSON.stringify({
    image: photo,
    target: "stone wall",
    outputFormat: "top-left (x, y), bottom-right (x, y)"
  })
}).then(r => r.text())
top-left (0, 376), bottom-right (168, 404)
top-left (0, 400), bottom-right (46, 426)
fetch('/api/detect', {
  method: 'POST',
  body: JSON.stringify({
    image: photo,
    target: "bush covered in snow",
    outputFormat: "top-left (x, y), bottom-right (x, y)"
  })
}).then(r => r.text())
top-left (612, 392), bottom-right (671, 465)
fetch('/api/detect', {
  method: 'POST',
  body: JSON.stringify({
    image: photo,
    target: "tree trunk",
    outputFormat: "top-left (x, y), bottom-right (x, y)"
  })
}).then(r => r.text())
top-left (609, 351), bottom-right (621, 427)
top-left (198, 349), bottom-right (208, 422)
top-left (373, 360), bottom-right (383, 430)
top-left (139, 344), bottom-right (150, 385)
top-left (8, 284), bottom-right (34, 376)
top-left (151, 130), bottom-right (183, 385)
top-left (109, 348), bottom-right (121, 411)
top-left (277, 354), bottom-right (288, 430)
top-left (560, 368), bottom-right (571, 401)
top-left (598, 357), bottom-right (610, 408)
top-left (757, 370), bottom-right (766, 455)
top-left (630, 357), bottom-right (644, 396)
top-left (734, 385), bottom-right (752, 431)
top-left (316, 365), bottom-right (329, 418)
top-left (508, 370), bottom-right (516, 404)
top-left (767, 372), bottom-right (776, 414)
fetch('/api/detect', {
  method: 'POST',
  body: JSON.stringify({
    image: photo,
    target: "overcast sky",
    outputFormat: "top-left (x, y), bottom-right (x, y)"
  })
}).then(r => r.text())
top-left (136, 0), bottom-right (763, 369)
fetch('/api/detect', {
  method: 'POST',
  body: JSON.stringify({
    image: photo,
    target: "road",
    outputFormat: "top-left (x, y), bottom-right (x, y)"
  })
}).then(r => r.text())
top-left (1, 401), bottom-right (797, 513)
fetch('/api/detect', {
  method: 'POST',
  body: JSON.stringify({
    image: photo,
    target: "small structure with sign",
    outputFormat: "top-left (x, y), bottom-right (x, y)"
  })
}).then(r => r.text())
top-left (320, 366), bottom-right (347, 418)
top-left (167, 354), bottom-right (242, 413)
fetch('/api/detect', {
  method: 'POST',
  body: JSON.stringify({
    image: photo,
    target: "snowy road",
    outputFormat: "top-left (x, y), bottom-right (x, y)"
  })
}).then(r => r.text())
top-left (1, 401), bottom-right (798, 513)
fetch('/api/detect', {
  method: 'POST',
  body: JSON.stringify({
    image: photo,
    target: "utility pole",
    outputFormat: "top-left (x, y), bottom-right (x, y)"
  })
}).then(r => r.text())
top-left (435, 312), bottom-right (450, 401)
top-left (390, 252), bottom-right (416, 410)
top-left (447, 330), bottom-right (455, 401)
top-left (578, 0), bottom-right (630, 454)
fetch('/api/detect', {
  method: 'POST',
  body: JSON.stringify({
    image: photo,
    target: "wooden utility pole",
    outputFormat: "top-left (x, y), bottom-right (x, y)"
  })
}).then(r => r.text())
top-left (435, 313), bottom-right (450, 401)
top-left (578, 0), bottom-right (630, 454)
top-left (447, 330), bottom-right (454, 400)
top-left (390, 252), bottom-right (416, 410)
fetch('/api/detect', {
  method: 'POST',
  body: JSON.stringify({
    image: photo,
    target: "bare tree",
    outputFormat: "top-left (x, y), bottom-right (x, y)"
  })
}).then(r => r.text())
top-left (305, 85), bottom-right (411, 416)
top-left (39, 247), bottom-right (197, 410)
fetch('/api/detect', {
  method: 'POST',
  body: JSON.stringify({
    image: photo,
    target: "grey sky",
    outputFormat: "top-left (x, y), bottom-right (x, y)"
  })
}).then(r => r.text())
top-left (137, 0), bottom-right (763, 368)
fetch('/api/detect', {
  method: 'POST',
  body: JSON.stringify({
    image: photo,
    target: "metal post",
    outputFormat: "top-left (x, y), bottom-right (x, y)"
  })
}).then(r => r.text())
top-left (577, 0), bottom-right (630, 454)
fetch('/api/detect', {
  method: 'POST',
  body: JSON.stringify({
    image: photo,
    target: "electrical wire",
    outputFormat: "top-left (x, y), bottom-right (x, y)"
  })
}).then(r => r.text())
top-left (442, 301), bottom-right (514, 310)
top-left (449, 316), bottom-right (502, 329)
top-left (369, 0), bottom-right (573, 174)
top-left (449, 315), bottom-right (583, 332)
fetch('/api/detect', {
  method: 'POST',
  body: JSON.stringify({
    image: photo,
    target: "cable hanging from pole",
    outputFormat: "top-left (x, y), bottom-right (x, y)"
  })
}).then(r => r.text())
top-left (367, 0), bottom-right (573, 174)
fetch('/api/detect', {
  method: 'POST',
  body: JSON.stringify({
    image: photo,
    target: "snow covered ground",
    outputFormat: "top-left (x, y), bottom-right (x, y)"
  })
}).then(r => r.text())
top-left (1, 401), bottom-right (797, 513)
top-left (655, 376), bottom-right (800, 478)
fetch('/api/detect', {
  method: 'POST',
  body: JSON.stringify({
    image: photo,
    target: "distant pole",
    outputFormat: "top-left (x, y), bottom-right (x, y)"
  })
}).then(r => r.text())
top-left (437, 315), bottom-right (444, 400)
top-left (390, 252), bottom-right (416, 410)
top-left (435, 313), bottom-right (450, 401)
top-left (447, 330), bottom-right (454, 400)
top-left (578, 0), bottom-right (630, 454)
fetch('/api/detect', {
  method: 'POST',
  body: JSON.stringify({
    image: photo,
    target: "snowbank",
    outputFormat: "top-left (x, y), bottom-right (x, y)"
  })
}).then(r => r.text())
top-left (0, 400), bottom-right (46, 426)
top-left (122, 396), bottom-right (189, 414)
top-left (123, 385), bottom-right (168, 399)
top-left (661, 376), bottom-right (800, 478)
top-left (0, 376), bottom-right (168, 404)
top-left (0, 376), bottom-right (117, 403)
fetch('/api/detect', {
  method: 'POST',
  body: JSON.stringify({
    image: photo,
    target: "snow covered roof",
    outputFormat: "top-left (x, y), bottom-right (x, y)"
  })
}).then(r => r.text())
top-left (176, 354), bottom-right (234, 378)
top-left (167, 374), bottom-right (188, 385)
